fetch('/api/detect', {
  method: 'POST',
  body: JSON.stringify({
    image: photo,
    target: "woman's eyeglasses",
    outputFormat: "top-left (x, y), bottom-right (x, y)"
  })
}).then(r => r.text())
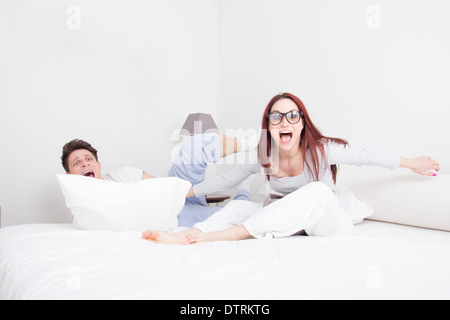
top-left (267, 110), bottom-right (303, 125)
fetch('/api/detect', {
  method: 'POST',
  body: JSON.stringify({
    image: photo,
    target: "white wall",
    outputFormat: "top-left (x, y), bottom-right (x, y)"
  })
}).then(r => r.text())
top-left (0, 0), bottom-right (218, 226)
top-left (218, 0), bottom-right (450, 167)
top-left (1, 0), bottom-right (449, 227)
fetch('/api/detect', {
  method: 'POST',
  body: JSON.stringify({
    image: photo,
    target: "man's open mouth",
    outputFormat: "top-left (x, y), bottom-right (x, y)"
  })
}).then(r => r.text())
top-left (280, 131), bottom-right (293, 143)
top-left (82, 169), bottom-right (95, 178)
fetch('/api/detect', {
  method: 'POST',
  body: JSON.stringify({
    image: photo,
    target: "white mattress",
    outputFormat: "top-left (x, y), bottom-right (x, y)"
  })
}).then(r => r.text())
top-left (1, 221), bottom-right (449, 300)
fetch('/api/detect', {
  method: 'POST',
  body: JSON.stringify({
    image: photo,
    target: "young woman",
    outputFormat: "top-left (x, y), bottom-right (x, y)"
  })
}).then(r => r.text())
top-left (143, 93), bottom-right (440, 244)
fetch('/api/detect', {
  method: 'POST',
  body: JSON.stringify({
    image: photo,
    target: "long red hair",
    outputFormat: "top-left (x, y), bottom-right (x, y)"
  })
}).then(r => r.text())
top-left (258, 93), bottom-right (348, 183)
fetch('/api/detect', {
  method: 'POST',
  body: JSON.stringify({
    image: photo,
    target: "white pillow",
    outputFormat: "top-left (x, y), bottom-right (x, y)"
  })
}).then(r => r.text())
top-left (338, 166), bottom-right (450, 232)
top-left (57, 174), bottom-right (191, 232)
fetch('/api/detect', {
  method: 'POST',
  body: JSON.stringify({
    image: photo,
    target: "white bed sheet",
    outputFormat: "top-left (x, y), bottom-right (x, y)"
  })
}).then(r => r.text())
top-left (1, 221), bottom-right (449, 300)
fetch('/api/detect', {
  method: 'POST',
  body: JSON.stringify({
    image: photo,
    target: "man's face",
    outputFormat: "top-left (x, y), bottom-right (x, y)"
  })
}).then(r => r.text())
top-left (66, 149), bottom-right (102, 179)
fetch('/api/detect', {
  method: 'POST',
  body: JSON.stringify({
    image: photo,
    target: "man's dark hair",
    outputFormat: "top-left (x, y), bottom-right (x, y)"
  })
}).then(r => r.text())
top-left (61, 139), bottom-right (99, 173)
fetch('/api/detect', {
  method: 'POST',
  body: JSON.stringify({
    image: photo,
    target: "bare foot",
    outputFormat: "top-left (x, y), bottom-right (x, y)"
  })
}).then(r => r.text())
top-left (142, 229), bottom-right (200, 245)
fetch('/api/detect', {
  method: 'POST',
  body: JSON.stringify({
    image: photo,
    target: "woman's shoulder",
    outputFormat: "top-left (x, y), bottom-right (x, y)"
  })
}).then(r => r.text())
top-left (305, 138), bottom-right (346, 154)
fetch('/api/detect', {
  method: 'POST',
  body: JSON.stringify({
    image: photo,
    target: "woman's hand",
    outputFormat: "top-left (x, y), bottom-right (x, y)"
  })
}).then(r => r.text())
top-left (400, 156), bottom-right (440, 176)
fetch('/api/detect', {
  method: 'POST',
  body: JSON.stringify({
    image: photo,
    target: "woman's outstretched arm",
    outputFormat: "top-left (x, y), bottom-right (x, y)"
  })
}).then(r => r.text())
top-left (399, 156), bottom-right (440, 176)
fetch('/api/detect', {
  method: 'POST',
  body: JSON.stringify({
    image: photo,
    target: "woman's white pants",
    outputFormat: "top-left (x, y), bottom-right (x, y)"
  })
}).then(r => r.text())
top-left (193, 182), bottom-right (355, 238)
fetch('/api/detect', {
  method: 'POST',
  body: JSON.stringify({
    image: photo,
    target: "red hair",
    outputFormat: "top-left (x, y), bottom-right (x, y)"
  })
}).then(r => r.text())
top-left (258, 93), bottom-right (348, 183)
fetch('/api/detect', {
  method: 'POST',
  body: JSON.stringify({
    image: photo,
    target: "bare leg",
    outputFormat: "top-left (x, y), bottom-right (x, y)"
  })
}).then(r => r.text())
top-left (186, 225), bottom-right (253, 244)
top-left (142, 228), bottom-right (201, 245)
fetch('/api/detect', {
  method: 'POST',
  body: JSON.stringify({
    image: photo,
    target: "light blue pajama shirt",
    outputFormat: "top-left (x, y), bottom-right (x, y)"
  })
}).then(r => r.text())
top-left (168, 133), bottom-right (251, 227)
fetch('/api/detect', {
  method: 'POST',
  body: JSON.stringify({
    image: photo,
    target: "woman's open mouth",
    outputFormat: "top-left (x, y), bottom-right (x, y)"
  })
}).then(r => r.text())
top-left (279, 131), bottom-right (293, 144)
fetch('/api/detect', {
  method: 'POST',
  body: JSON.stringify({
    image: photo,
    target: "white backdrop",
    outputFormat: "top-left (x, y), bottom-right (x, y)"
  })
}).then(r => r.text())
top-left (218, 0), bottom-right (450, 163)
top-left (0, 0), bottom-right (218, 226)
top-left (1, 0), bottom-right (449, 226)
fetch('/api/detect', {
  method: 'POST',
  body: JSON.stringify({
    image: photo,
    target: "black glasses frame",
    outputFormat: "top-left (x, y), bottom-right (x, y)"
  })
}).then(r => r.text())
top-left (267, 110), bottom-right (303, 125)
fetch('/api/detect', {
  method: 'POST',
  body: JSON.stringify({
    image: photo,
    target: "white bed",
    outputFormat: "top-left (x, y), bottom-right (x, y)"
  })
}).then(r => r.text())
top-left (0, 220), bottom-right (449, 300)
top-left (1, 167), bottom-right (449, 300)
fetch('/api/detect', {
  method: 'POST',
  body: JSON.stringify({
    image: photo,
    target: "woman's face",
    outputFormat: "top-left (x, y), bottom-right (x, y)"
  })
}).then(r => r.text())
top-left (268, 98), bottom-right (304, 154)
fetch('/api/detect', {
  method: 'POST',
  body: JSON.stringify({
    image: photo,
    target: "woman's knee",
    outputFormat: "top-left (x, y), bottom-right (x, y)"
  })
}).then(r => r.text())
top-left (304, 182), bottom-right (334, 195)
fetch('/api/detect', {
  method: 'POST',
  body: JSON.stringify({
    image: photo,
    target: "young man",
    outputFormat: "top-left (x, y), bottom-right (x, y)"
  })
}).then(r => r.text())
top-left (61, 134), bottom-right (256, 227)
top-left (61, 139), bottom-right (155, 182)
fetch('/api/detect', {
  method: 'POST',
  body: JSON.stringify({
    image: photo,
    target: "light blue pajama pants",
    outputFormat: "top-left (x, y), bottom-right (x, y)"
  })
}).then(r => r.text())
top-left (168, 133), bottom-right (252, 228)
